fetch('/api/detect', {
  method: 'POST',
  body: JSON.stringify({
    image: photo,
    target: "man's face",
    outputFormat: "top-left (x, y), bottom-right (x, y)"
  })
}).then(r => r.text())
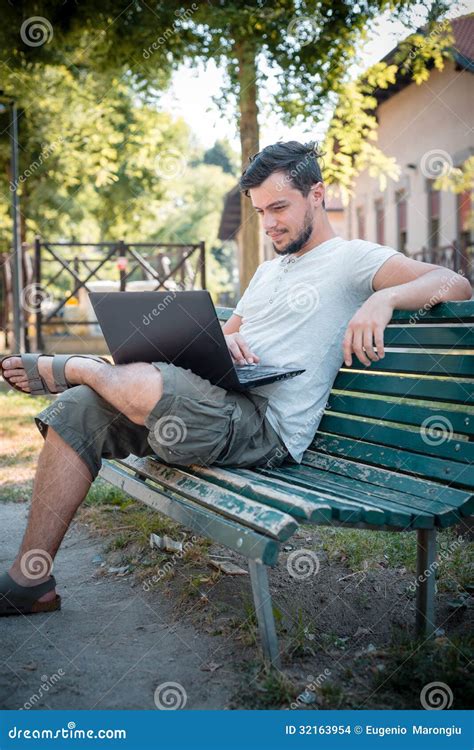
top-left (249, 171), bottom-right (318, 256)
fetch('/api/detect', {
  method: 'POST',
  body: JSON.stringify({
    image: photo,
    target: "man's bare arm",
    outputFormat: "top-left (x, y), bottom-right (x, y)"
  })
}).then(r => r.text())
top-left (222, 314), bottom-right (242, 335)
top-left (343, 256), bottom-right (472, 367)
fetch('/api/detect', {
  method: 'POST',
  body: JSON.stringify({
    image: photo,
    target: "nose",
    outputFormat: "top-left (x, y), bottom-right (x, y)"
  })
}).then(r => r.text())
top-left (262, 213), bottom-right (278, 232)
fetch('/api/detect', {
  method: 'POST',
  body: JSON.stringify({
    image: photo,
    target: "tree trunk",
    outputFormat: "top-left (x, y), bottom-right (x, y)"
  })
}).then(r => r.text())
top-left (235, 38), bottom-right (261, 292)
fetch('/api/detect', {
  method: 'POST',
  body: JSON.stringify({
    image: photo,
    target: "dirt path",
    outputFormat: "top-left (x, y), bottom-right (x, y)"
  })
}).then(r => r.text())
top-left (0, 503), bottom-right (242, 710)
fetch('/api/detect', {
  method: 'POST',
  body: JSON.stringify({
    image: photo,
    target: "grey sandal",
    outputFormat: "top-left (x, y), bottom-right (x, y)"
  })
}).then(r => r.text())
top-left (0, 572), bottom-right (61, 616)
top-left (1, 353), bottom-right (109, 396)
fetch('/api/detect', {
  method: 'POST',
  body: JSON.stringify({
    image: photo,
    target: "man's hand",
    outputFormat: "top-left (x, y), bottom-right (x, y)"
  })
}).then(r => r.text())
top-left (343, 289), bottom-right (394, 367)
top-left (225, 333), bottom-right (260, 365)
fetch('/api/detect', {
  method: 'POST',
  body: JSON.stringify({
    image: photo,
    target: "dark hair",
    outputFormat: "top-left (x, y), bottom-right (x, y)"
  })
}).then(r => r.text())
top-left (239, 141), bottom-right (325, 205)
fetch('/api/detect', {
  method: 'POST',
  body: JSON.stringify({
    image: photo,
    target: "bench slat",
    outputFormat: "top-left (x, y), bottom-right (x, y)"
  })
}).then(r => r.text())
top-left (122, 456), bottom-right (298, 541)
top-left (312, 433), bottom-right (474, 488)
top-left (392, 302), bottom-right (474, 322)
top-left (327, 392), bottom-right (474, 437)
top-left (184, 466), bottom-right (332, 522)
top-left (333, 371), bottom-right (473, 404)
top-left (231, 469), bottom-right (366, 524)
top-left (303, 451), bottom-right (474, 508)
top-left (384, 325), bottom-right (474, 348)
top-left (259, 465), bottom-right (440, 529)
top-left (290, 462), bottom-right (462, 528)
top-left (344, 352), bottom-right (474, 377)
top-left (100, 461), bottom-right (280, 566)
top-left (319, 413), bottom-right (474, 464)
top-left (253, 468), bottom-right (392, 527)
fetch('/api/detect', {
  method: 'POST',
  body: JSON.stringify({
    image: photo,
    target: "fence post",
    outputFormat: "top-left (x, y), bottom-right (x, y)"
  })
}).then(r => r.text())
top-left (118, 239), bottom-right (126, 291)
top-left (34, 236), bottom-right (43, 351)
top-left (200, 241), bottom-right (206, 290)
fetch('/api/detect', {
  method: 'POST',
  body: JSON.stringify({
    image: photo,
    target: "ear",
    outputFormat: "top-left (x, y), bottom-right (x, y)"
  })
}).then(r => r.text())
top-left (310, 182), bottom-right (325, 208)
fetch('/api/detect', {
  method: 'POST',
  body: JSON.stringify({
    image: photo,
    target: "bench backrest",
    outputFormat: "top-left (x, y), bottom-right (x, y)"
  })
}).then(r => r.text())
top-left (217, 301), bottom-right (474, 491)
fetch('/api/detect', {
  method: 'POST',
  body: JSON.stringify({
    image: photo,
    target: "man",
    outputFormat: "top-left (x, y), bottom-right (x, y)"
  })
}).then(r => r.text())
top-left (0, 140), bottom-right (471, 615)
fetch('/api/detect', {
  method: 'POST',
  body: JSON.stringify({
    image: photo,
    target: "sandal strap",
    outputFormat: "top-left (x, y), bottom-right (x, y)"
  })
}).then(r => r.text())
top-left (52, 355), bottom-right (108, 391)
top-left (21, 354), bottom-right (49, 395)
top-left (0, 572), bottom-right (57, 604)
top-left (51, 355), bottom-right (74, 391)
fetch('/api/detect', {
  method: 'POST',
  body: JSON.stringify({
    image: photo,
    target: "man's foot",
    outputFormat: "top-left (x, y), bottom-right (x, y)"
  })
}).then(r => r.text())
top-left (0, 571), bottom-right (60, 616)
top-left (1, 355), bottom-right (107, 394)
top-left (8, 568), bottom-right (57, 603)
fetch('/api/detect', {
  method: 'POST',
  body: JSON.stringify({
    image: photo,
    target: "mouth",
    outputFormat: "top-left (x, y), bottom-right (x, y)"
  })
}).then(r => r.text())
top-left (268, 231), bottom-right (286, 240)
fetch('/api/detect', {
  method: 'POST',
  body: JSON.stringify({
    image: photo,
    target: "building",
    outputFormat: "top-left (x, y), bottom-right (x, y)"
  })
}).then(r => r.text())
top-left (346, 14), bottom-right (473, 278)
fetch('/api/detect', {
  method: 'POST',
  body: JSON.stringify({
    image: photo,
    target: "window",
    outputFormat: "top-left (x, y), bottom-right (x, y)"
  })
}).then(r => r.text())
top-left (427, 180), bottom-right (440, 249)
top-left (374, 199), bottom-right (385, 245)
top-left (356, 206), bottom-right (365, 239)
top-left (395, 190), bottom-right (407, 254)
top-left (457, 190), bottom-right (472, 249)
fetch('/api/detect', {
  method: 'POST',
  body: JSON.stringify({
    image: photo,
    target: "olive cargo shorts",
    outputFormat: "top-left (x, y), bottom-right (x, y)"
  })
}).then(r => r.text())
top-left (35, 362), bottom-right (289, 480)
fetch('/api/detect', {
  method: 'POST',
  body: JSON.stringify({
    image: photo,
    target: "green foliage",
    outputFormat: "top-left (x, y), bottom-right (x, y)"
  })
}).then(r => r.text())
top-left (203, 139), bottom-right (239, 175)
top-left (322, 15), bottom-right (457, 199)
top-left (0, 61), bottom-right (236, 299)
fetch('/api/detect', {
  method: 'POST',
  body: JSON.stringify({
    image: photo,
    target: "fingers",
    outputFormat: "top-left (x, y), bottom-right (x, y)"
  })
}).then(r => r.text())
top-left (227, 334), bottom-right (260, 364)
top-left (374, 327), bottom-right (385, 359)
top-left (343, 329), bottom-right (353, 367)
top-left (227, 339), bottom-right (245, 364)
top-left (363, 327), bottom-right (378, 362)
top-left (344, 326), bottom-right (385, 367)
top-left (352, 329), bottom-right (371, 367)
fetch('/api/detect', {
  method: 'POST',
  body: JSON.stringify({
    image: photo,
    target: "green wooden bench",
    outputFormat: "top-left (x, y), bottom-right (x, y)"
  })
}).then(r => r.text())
top-left (99, 300), bottom-right (474, 667)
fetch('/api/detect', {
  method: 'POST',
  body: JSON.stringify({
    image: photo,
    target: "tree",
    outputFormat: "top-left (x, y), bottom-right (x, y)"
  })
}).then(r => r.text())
top-left (203, 139), bottom-right (239, 176)
top-left (0, 62), bottom-right (237, 306)
top-left (0, 0), bottom-right (435, 289)
top-left (321, 12), bottom-right (456, 200)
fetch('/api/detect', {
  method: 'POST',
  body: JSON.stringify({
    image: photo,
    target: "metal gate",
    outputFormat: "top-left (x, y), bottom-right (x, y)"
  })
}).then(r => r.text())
top-left (31, 238), bottom-right (205, 351)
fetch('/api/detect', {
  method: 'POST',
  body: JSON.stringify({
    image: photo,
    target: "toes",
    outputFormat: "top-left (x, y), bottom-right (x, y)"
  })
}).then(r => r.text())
top-left (5, 368), bottom-right (24, 378)
top-left (2, 357), bottom-right (21, 370)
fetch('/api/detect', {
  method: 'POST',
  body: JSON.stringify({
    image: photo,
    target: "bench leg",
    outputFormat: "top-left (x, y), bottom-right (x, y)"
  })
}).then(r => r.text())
top-left (415, 528), bottom-right (437, 638)
top-left (248, 560), bottom-right (281, 668)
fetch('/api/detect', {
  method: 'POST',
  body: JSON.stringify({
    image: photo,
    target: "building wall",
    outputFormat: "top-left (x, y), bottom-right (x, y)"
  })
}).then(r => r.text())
top-left (347, 62), bottom-right (473, 254)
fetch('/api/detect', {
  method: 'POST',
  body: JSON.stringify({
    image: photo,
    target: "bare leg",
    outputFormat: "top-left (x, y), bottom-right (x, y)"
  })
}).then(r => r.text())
top-left (4, 356), bottom-right (165, 603)
top-left (8, 427), bottom-right (93, 601)
top-left (2, 357), bottom-right (163, 425)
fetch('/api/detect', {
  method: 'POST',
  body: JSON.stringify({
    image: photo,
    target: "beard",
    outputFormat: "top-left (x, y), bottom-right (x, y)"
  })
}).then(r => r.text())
top-left (272, 209), bottom-right (314, 256)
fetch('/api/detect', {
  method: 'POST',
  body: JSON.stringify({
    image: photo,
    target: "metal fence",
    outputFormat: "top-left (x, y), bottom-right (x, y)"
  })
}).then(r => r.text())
top-left (32, 238), bottom-right (205, 350)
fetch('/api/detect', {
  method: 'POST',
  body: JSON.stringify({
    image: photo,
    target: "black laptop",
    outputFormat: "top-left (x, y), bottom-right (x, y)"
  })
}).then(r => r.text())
top-left (89, 290), bottom-right (304, 391)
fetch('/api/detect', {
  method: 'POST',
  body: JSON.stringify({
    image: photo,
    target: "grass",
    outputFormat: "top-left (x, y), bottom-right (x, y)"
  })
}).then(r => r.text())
top-left (0, 391), bottom-right (51, 502)
top-left (369, 634), bottom-right (474, 710)
top-left (316, 526), bottom-right (473, 592)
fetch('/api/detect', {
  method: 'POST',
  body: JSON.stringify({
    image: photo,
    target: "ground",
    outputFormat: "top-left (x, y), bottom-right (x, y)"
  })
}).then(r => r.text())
top-left (0, 389), bottom-right (472, 710)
